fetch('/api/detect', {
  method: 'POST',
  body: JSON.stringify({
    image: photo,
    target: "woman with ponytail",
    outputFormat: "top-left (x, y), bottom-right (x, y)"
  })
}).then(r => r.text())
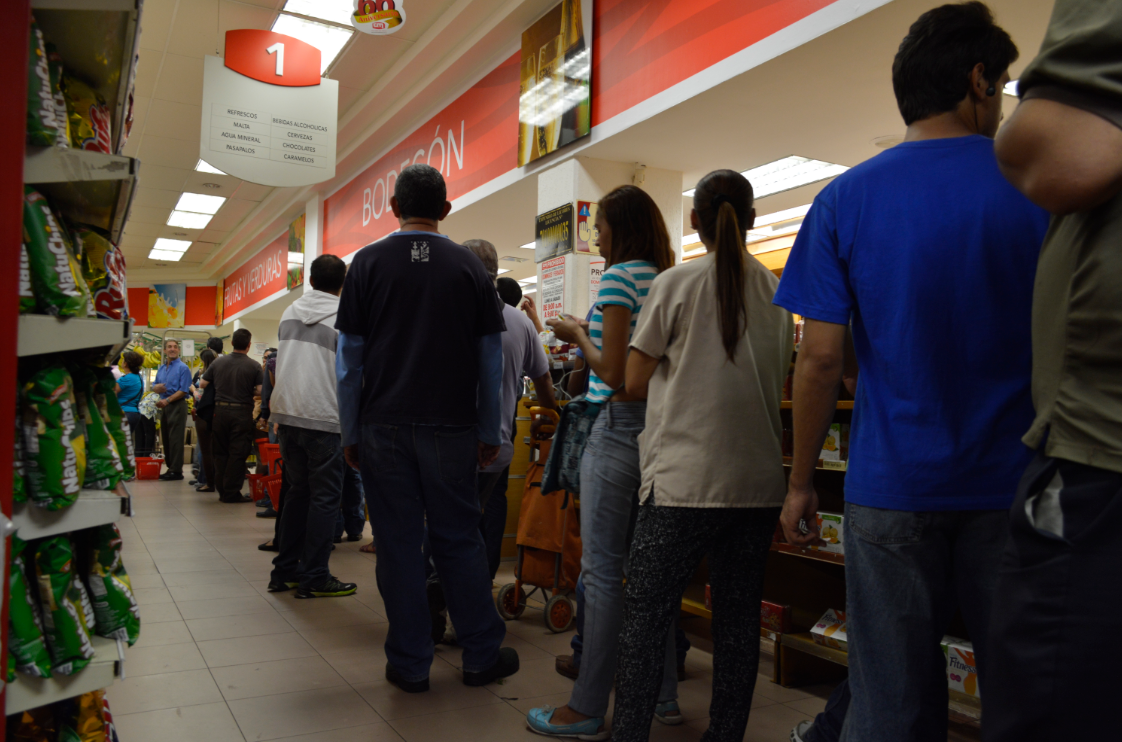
top-left (608, 170), bottom-right (795, 742)
top-left (527, 185), bottom-right (678, 740)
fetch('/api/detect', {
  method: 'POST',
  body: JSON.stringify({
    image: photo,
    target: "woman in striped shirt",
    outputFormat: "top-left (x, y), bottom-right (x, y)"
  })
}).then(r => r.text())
top-left (528, 186), bottom-right (675, 740)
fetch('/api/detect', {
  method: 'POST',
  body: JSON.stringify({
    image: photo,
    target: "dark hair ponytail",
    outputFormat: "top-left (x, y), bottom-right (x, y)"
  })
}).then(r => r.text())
top-left (693, 170), bottom-right (754, 362)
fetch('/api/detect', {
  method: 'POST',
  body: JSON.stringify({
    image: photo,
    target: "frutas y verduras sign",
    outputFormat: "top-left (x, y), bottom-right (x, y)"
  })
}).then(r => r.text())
top-left (222, 232), bottom-right (288, 319)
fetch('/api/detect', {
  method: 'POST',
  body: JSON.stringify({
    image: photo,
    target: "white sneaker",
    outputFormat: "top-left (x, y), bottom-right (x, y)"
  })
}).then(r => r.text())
top-left (791, 720), bottom-right (814, 742)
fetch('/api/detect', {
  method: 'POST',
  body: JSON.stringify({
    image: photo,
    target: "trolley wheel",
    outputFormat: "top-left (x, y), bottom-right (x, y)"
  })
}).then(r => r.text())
top-left (497, 583), bottom-right (526, 620)
top-left (544, 593), bottom-right (574, 633)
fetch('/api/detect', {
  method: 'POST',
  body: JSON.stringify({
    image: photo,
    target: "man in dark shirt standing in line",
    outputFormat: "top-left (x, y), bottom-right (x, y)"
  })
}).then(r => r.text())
top-left (202, 328), bottom-right (261, 504)
top-left (335, 164), bottom-right (517, 693)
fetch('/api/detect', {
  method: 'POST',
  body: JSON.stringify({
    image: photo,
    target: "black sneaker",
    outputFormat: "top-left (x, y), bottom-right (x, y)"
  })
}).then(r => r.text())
top-left (426, 579), bottom-right (447, 645)
top-left (220, 494), bottom-right (253, 503)
top-left (346, 534), bottom-right (363, 542)
top-left (255, 498), bottom-right (270, 508)
top-left (295, 576), bottom-right (357, 599)
top-left (159, 472), bottom-right (184, 481)
top-left (267, 579), bottom-right (298, 592)
top-left (333, 535), bottom-right (343, 544)
top-left (463, 647), bottom-right (520, 686)
top-left (256, 507), bottom-right (278, 518)
top-left (386, 664), bottom-right (429, 693)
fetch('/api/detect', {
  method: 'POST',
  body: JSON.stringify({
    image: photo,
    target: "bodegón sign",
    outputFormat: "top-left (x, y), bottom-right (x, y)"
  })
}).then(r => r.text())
top-left (200, 31), bottom-right (338, 187)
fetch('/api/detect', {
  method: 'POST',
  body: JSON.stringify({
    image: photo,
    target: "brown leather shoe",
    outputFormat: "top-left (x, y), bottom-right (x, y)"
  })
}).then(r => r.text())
top-left (555, 654), bottom-right (579, 680)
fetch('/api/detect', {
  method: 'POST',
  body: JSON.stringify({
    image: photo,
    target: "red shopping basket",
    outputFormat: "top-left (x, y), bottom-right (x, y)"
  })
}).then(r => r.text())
top-left (248, 461), bottom-right (284, 509)
top-left (135, 457), bottom-right (162, 480)
top-left (258, 443), bottom-right (282, 475)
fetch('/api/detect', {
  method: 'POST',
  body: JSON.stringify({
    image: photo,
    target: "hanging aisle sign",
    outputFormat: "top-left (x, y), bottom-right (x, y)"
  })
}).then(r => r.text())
top-left (200, 30), bottom-right (338, 187)
top-left (352, 0), bottom-right (407, 35)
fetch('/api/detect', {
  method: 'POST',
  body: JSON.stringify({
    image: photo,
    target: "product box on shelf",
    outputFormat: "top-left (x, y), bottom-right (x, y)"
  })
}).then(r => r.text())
top-left (704, 584), bottom-right (711, 611)
top-left (942, 636), bottom-right (979, 698)
top-left (813, 512), bottom-right (844, 555)
top-left (811, 608), bottom-right (848, 651)
top-left (760, 600), bottom-right (792, 633)
top-left (820, 423), bottom-right (849, 462)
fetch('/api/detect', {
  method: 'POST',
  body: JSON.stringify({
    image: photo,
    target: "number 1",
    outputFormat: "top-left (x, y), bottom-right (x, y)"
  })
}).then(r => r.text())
top-left (266, 42), bottom-right (284, 76)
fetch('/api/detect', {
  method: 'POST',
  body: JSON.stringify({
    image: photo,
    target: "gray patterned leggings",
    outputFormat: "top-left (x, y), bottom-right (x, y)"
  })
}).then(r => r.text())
top-left (611, 502), bottom-right (780, 742)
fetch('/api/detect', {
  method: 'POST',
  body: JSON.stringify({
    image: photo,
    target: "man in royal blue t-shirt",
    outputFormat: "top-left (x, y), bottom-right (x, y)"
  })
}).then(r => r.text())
top-left (335, 164), bottom-right (518, 694)
top-left (774, 4), bottom-right (1050, 741)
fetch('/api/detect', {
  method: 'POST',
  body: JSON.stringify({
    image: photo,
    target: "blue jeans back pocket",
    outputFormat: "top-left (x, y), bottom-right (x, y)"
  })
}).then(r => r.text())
top-left (365, 424), bottom-right (398, 473)
top-left (848, 503), bottom-right (928, 545)
top-left (435, 425), bottom-right (476, 483)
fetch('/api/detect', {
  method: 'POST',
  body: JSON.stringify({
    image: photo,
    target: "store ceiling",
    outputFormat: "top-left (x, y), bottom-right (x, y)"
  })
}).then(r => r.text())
top-left (124, 0), bottom-right (1054, 289)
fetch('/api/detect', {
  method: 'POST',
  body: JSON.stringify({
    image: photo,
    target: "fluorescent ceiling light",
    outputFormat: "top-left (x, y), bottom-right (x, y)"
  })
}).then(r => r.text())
top-left (272, 14), bottom-right (353, 73)
top-left (195, 159), bottom-right (226, 175)
top-left (175, 192), bottom-right (226, 215)
top-left (281, 0), bottom-right (353, 26)
top-left (684, 156), bottom-right (848, 198)
top-left (154, 238), bottom-right (192, 253)
top-left (519, 242), bottom-right (535, 250)
top-left (148, 249), bottom-right (185, 261)
top-left (1003, 80), bottom-right (1019, 97)
top-left (522, 287), bottom-right (537, 295)
top-left (288, 252), bottom-right (304, 265)
top-left (497, 268), bottom-right (511, 275)
top-left (518, 277), bottom-right (538, 285)
top-left (167, 211), bottom-right (213, 229)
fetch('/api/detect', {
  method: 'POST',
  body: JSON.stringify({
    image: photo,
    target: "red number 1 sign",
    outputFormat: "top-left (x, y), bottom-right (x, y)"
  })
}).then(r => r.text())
top-left (224, 29), bottom-right (321, 87)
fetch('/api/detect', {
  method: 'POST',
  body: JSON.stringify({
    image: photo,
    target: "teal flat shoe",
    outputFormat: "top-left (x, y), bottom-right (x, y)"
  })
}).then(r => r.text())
top-left (526, 706), bottom-right (609, 741)
top-left (655, 700), bottom-right (683, 725)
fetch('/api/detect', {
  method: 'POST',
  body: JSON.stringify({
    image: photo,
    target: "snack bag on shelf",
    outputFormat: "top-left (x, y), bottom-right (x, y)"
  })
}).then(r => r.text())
top-left (18, 243), bottom-right (36, 314)
top-left (75, 227), bottom-right (129, 320)
top-left (8, 535), bottom-right (52, 679)
top-left (21, 364), bottom-right (85, 510)
top-left (26, 17), bottom-right (61, 147)
top-left (810, 608), bottom-right (848, 651)
top-left (71, 366), bottom-right (125, 489)
top-left (7, 705), bottom-right (58, 742)
top-left (33, 536), bottom-right (97, 675)
top-left (14, 412), bottom-right (27, 503)
top-left (88, 523), bottom-right (140, 645)
top-left (46, 43), bottom-right (71, 148)
top-left (57, 689), bottom-right (109, 742)
top-left (103, 693), bottom-right (120, 742)
top-left (93, 367), bottom-right (134, 478)
top-left (23, 187), bottom-right (92, 317)
top-left (61, 74), bottom-right (112, 153)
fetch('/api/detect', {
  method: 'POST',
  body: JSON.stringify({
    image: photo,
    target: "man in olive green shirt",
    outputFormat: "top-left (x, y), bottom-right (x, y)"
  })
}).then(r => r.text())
top-left (987, 2), bottom-right (1122, 739)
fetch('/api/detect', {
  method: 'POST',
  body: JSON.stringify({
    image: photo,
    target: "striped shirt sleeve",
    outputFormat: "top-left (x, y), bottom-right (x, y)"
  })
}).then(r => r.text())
top-left (597, 265), bottom-right (639, 310)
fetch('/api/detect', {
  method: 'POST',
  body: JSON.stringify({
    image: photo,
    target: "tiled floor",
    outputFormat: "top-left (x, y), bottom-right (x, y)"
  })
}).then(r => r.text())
top-left (107, 477), bottom-right (841, 741)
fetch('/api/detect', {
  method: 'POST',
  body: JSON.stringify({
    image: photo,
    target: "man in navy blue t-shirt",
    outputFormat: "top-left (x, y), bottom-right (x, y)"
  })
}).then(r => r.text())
top-left (774, 5), bottom-right (1050, 741)
top-left (335, 164), bottom-right (519, 693)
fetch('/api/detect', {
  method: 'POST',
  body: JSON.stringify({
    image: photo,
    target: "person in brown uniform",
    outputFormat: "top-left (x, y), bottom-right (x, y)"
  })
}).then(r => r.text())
top-left (201, 328), bottom-right (262, 504)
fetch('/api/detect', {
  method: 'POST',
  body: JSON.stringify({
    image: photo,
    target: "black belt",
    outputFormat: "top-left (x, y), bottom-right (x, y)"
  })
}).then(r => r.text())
top-left (216, 402), bottom-right (253, 407)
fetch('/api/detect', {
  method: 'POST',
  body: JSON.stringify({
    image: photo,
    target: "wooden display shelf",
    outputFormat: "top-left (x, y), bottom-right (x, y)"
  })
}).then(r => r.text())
top-left (770, 541), bottom-right (845, 566)
top-left (782, 456), bottom-right (847, 472)
top-left (781, 631), bottom-right (848, 666)
top-left (6, 636), bottom-right (122, 715)
top-left (780, 400), bottom-right (854, 410)
top-left (680, 583), bottom-right (712, 620)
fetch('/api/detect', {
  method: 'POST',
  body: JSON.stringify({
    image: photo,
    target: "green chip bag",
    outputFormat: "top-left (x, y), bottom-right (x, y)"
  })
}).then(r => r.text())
top-left (88, 524), bottom-right (139, 646)
top-left (71, 366), bottom-right (123, 490)
top-left (27, 17), bottom-right (59, 147)
top-left (46, 43), bottom-right (70, 149)
top-left (8, 536), bottom-right (52, 679)
top-left (33, 536), bottom-right (95, 675)
top-left (19, 242), bottom-right (36, 314)
top-left (93, 367), bottom-right (133, 479)
top-left (23, 187), bottom-right (90, 317)
top-left (22, 365), bottom-right (85, 510)
top-left (14, 410), bottom-right (27, 504)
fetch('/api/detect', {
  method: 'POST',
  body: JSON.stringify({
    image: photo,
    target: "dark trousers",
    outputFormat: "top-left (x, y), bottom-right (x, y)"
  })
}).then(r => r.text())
top-left (271, 425), bottom-right (345, 589)
top-left (611, 503), bottom-right (780, 742)
top-left (984, 453), bottom-right (1122, 742)
top-left (334, 466), bottom-right (366, 540)
top-left (127, 411), bottom-right (156, 459)
top-left (195, 417), bottom-right (215, 489)
top-left (362, 421), bottom-right (505, 681)
top-left (159, 399), bottom-right (187, 474)
top-left (211, 406), bottom-right (254, 499)
top-left (805, 679), bottom-right (850, 742)
top-left (479, 467), bottom-right (509, 580)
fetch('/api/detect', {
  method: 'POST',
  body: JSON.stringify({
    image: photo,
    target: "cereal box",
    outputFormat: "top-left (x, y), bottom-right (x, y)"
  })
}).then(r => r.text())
top-left (820, 423), bottom-right (849, 462)
top-left (813, 512), bottom-right (844, 555)
top-left (760, 601), bottom-right (791, 633)
top-left (942, 636), bottom-right (979, 698)
top-left (810, 609), bottom-right (848, 651)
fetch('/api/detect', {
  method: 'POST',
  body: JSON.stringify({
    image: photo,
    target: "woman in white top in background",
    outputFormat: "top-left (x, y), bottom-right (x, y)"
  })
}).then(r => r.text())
top-left (609, 169), bottom-right (795, 742)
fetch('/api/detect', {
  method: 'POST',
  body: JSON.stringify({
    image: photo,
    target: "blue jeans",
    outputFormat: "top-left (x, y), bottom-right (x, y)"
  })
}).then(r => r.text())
top-left (362, 422), bottom-right (505, 681)
top-left (479, 467), bottom-right (508, 580)
top-left (568, 401), bottom-right (677, 718)
top-left (805, 679), bottom-right (849, 742)
top-left (335, 466), bottom-right (366, 540)
top-left (840, 502), bottom-right (1007, 742)
top-left (270, 425), bottom-right (345, 590)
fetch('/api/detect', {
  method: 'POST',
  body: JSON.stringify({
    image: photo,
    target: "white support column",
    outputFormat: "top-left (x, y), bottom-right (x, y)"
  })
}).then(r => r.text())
top-left (304, 192), bottom-right (323, 276)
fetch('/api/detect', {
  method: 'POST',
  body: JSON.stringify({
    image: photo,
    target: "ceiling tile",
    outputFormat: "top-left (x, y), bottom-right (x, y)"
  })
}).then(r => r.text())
top-left (161, 224), bottom-right (204, 241)
top-left (216, 1), bottom-right (280, 55)
top-left (138, 164), bottom-right (192, 191)
top-left (128, 205), bottom-right (173, 225)
top-left (329, 34), bottom-right (412, 91)
top-left (165, 0), bottom-right (219, 58)
top-left (138, 135), bottom-right (200, 169)
top-left (338, 85), bottom-right (364, 114)
top-left (199, 228), bottom-right (229, 243)
top-left (119, 232), bottom-right (156, 251)
top-left (205, 198), bottom-right (257, 231)
top-left (138, 0), bottom-right (176, 52)
top-left (123, 220), bottom-right (164, 238)
top-left (387, 0), bottom-right (460, 43)
top-left (121, 133), bottom-right (141, 158)
top-left (131, 187), bottom-right (182, 209)
top-left (152, 53), bottom-right (205, 106)
top-left (144, 100), bottom-right (202, 142)
top-left (134, 50), bottom-right (163, 98)
top-left (231, 181), bottom-right (272, 202)
top-left (128, 96), bottom-right (152, 139)
top-left (184, 171), bottom-right (242, 198)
